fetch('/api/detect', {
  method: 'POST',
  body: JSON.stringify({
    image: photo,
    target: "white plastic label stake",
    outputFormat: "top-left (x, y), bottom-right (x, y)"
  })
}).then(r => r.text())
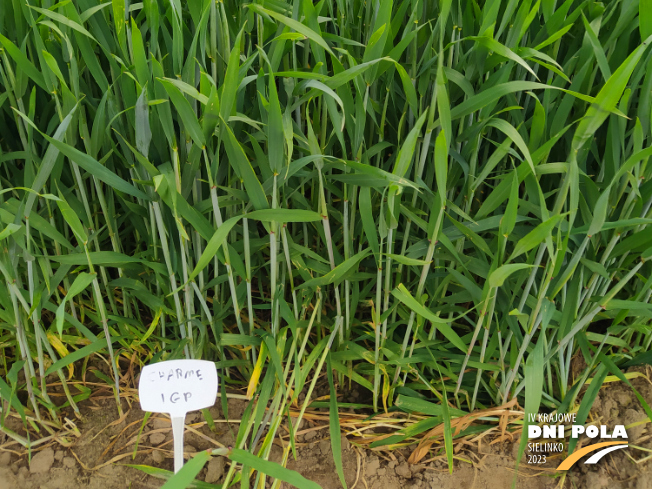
top-left (138, 359), bottom-right (218, 473)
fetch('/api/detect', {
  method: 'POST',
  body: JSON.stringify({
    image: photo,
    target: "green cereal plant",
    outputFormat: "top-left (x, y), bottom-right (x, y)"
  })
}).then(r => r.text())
top-left (2, 0), bottom-right (652, 485)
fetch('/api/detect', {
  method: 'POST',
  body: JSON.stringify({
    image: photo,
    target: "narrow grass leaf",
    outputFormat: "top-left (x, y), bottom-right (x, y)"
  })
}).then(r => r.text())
top-left (188, 216), bottom-right (243, 282)
top-left (228, 449), bottom-right (321, 489)
top-left (641, 0), bottom-right (652, 41)
top-left (159, 79), bottom-right (206, 147)
top-left (245, 209), bottom-right (321, 222)
top-left (434, 130), bottom-right (448, 208)
top-left (392, 284), bottom-right (466, 351)
top-left (160, 450), bottom-right (211, 489)
top-left (55, 193), bottom-right (87, 246)
top-left (247, 4), bottom-right (333, 57)
top-left (29, 6), bottom-right (96, 40)
top-left (327, 353), bottom-right (347, 489)
top-left (300, 249), bottom-right (370, 289)
top-left (0, 35), bottom-right (47, 90)
top-left (516, 339), bottom-right (544, 475)
top-left (470, 36), bottom-right (538, 79)
top-left (509, 215), bottom-right (562, 261)
top-left (221, 122), bottom-right (268, 210)
top-left (393, 112), bottom-right (428, 178)
top-left (56, 272), bottom-right (96, 336)
top-left (488, 264), bottom-right (534, 288)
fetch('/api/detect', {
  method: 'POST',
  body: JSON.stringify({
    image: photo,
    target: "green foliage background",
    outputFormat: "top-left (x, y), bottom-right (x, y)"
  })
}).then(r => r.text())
top-left (2, 0), bottom-right (652, 483)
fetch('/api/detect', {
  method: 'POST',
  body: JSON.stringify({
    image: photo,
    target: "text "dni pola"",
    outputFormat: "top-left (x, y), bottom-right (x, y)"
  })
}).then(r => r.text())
top-left (528, 413), bottom-right (628, 439)
top-left (529, 424), bottom-right (628, 439)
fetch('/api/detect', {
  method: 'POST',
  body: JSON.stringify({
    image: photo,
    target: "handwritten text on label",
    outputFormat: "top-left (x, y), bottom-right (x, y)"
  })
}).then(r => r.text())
top-left (138, 359), bottom-right (218, 418)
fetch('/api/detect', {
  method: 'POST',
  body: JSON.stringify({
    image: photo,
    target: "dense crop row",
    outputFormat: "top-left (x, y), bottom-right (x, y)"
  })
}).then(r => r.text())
top-left (2, 0), bottom-right (652, 485)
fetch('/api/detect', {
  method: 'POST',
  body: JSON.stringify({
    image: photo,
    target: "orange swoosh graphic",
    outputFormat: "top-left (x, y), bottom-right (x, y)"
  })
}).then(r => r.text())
top-left (556, 441), bottom-right (628, 470)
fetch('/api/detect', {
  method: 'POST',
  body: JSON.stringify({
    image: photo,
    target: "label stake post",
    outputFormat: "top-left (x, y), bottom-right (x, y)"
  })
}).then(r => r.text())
top-left (138, 359), bottom-right (218, 473)
top-left (171, 416), bottom-right (186, 473)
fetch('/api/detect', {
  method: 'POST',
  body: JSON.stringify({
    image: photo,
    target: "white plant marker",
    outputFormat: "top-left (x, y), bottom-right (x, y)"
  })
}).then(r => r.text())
top-left (138, 359), bottom-right (218, 473)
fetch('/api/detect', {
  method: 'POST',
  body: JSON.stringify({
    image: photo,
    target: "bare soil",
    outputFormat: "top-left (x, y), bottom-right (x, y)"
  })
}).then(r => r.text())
top-left (2, 368), bottom-right (652, 489)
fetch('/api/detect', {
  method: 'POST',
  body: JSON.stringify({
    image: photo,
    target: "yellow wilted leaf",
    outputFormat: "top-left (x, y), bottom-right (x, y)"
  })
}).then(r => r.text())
top-left (246, 342), bottom-right (267, 400)
top-left (585, 372), bottom-right (647, 385)
top-left (381, 366), bottom-right (390, 413)
top-left (47, 332), bottom-right (73, 378)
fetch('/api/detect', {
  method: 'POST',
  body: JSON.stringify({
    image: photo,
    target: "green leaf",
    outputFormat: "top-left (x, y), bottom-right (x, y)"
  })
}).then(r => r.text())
top-left (470, 36), bottom-right (538, 79)
top-left (304, 80), bottom-right (346, 132)
top-left (20, 104), bottom-right (77, 217)
top-left (579, 258), bottom-right (609, 279)
top-left (324, 59), bottom-right (384, 90)
top-left (0, 223), bottom-right (21, 240)
top-left (509, 214), bottom-right (562, 260)
top-left (599, 353), bottom-right (652, 423)
top-left (572, 35), bottom-right (652, 153)
top-left (327, 353), bottom-right (347, 488)
top-left (516, 339), bottom-right (544, 472)
top-left (384, 254), bottom-right (430, 267)
top-left (80, 2), bottom-right (112, 23)
top-left (434, 129), bottom-right (448, 207)
top-left (228, 449), bottom-right (321, 489)
top-left (300, 249), bottom-right (370, 289)
top-left (56, 194), bottom-right (88, 247)
top-left (336, 159), bottom-right (420, 190)
top-left (485, 118), bottom-right (536, 176)
top-left (395, 394), bottom-right (466, 417)
top-left (392, 284), bottom-right (467, 352)
top-left (0, 35), bottom-right (47, 90)
top-left (449, 218), bottom-right (494, 258)
top-left (267, 72), bottom-right (284, 173)
top-left (641, 0), bottom-right (652, 41)
top-left (446, 81), bottom-right (612, 129)
top-left (488, 264), bottom-right (534, 288)
top-left (435, 61), bottom-right (452, 147)
top-left (623, 351), bottom-right (652, 367)
top-left (159, 79), bottom-right (206, 147)
top-left (440, 374), bottom-right (454, 474)
top-left (219, 27), bottom-right (244, 121)
top-left (393, 112), bottom-right (428, 178)
top-left (245, 209), bottom-right (322, 222)
top-left (580, 13), bottom-right (611, 80)
top-left (202, 85), bottom-right (220, 141)
top-left (45, 337), bottom-right (117, 376)
top-left (111, 0), bottom-right (127, 55)
top-left (131, 19), bottom-right (150, 88)
top-left (567, 364), bottom-right (608, 455)
top-left (160, 450), bottom-right (211, 489)
top-left (0, 373), bottom-right (26, 421)
top-left (135, 88), bottom-right (152, 158)
top-left (55, 272), bottom-right (97, 336)
top-left (29, 6), bottom-right (97, 40)
top-left (531, 99), bottom-right (554, 150)
top-left (41, 50), bottom-right (66, 88)
top-left (587, 188), bottom-right (611, 237)
top-left (499, 171), bottom-right (519, 237)
top-left (48, 137), bottom-right (149, 201)
top-left (220, 122), bottom-right (269, 211)
top-left (46, 252), bottom-right (165, 275)
top-left (247, 4), bottom-right (334, 57)
top-left (359, 187), bottom-right (380, 259)
top-left (394, 61), bottom-right (418, 116)
top-left (188, 215), bottom-right (243, 282)
top-left (161, 78), bottom-right (209, 105)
